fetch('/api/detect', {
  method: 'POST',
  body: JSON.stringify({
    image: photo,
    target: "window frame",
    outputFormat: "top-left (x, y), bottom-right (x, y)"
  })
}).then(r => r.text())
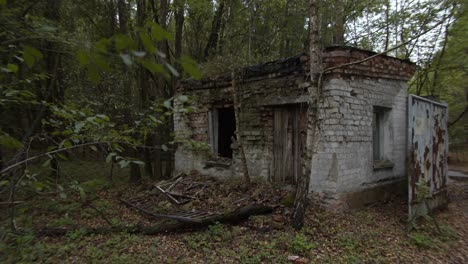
top-left (372, 106), bottom-right (394, 170)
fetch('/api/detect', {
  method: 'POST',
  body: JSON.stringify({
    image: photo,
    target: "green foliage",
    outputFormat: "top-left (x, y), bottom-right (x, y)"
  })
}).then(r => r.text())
top-left (338, 233), bottom-right (361, 251)
top-left (22, 45), bottom-right (43, 67)
top-left (0, 129), bottom-right (23, 149)
top-left (410, 232), bottom-right (436, 248)
top-left (280, 192), bottom-right (295, 207)
top-left (290, 233), bottom-right (317, 255)
top-left (181, 55), bottom-right (202, 80)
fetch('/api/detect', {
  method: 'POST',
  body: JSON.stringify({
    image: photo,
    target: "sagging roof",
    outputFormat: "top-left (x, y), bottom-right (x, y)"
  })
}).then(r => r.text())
top-left (179, 46), bottom-right (417, 90)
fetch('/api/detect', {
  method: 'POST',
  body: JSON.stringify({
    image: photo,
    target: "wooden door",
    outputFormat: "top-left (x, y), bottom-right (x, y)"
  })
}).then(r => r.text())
top-left (273, 105), bottom-right (307, 184)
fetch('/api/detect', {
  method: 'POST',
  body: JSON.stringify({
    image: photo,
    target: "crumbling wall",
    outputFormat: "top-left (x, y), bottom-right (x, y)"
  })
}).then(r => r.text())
top-left (174, 71), bottom-right (309, 180)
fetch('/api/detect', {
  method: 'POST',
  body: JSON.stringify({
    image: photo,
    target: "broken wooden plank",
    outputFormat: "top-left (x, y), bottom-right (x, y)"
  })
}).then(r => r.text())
top-left (120, 198), bottom-right (218, 223)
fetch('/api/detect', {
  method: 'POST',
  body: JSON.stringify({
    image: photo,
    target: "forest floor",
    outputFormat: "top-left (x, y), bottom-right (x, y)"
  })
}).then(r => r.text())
top-left (1, 161), bottom-right (467, 263)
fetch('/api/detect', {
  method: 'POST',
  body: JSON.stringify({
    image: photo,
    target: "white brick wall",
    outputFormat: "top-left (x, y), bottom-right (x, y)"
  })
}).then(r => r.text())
top-left (309, 77), bottom-right (408, 200)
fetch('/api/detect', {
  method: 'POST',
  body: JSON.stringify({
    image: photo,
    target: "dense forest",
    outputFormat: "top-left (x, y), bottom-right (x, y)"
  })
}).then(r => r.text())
top-left (0, 0), bottom-right (467, 262)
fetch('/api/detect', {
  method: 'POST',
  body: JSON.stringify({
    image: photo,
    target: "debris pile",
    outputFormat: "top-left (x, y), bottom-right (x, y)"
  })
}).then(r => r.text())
top-left (119, 171), bottom-right (289, 225)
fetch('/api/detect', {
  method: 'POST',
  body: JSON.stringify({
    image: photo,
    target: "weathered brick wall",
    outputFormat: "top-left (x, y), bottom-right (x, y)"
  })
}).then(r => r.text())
top-left (310, 76), bottom-right (408, 208)
top-left (174, 71), bottom-right (309, 179)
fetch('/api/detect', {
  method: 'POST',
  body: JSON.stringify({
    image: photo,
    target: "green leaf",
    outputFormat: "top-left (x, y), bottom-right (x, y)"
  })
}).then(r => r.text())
top-left (161, 144), bottom-right (168, 151)
top-left (42, 159), bottom-right (51, 167)
top-left (0, 0), bottom-right (6, 6)
top-left (90, 145), bottom-right (98, 152)
top-left (120, 53), bottom-right (132, 66)
top-left (39, 25), bottom-right (57, 32)
top-left (78, 187), bottom-right (86, 201)
top-left (181, 55), bottom-right (202, 80)
top-left (0, 180), bottom-right (9, 188)
top-left (118, 160), bottom-right (130, 168)
top-left (140, 60), bottom-right (168, 77)
top-left (114, 34), bottom-right (136, 51)
top-left (132, 51), bottom-right (147, 57)
top-left (95, 38), bottom-right (110, 53)
top-left (7, 64), bottom-right (18, 73)
top-left (106, 152), bottom-right (117, 163)
top-left (32, 182), bottom-right (45, 191)
top-left (0, 133), bottom-right (23, 149)
top-left (96, 114), bottom-right (110, 121)
top-left (62, 140), bottom-right (72, 148)
top-left (132, 160), bottom-right (145, 166)
top-left (139, 32), bottom-right (155, 53)
top-left (57, 153), bottom-right (68, 160)
top-left (77, 50), bottom-right (89, 65)
top-left (163, 100), bottom-right (172, 109)
top-left (165, 63), bottom-right (179, 77)
top-left (23, 46), bottom-right (43, 67)
top-left (149, 22), bottom-right (173, 41)
top-left (178, 95), bottom-right (189, 103)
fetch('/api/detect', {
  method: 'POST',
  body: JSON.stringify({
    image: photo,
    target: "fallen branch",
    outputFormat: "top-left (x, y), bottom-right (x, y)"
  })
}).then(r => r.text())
top-left (36, 204), bottom-right (273, 236)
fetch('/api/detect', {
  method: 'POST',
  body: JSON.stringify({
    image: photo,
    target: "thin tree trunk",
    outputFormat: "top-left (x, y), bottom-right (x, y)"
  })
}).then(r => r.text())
top-left (231, 72), bottom-right (250, 186)
top-left (292, 0), bottom-right (322, 230)
top-left (174, 0), bottom-right (185, 62)
top-left (384, 0), bottom-right (390, 52)
top-left (108, 0), bottom-right (117, 37)
top-left (118, 0), bottom-right (129, 34)
top-left (204, 0), bottom-right (225, 60)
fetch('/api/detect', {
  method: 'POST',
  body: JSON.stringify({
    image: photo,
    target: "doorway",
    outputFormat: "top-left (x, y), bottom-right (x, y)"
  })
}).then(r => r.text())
top-left (273, 105), bottom-right (307, 184)
top-left (209, 107), bottom-right (236, 158)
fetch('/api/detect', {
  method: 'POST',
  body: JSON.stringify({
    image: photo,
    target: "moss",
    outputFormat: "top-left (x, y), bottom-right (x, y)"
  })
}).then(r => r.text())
top-left (280, 192), bottom-right (295, 207)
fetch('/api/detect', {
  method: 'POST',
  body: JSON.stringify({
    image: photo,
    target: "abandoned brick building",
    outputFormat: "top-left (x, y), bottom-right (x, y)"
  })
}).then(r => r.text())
top-left (174, 46), bottom-right (417, 210)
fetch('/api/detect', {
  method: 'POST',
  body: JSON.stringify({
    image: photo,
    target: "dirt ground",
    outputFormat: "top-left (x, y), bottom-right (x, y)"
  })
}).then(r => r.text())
top-left (1, 168), bottom-right (467, 263)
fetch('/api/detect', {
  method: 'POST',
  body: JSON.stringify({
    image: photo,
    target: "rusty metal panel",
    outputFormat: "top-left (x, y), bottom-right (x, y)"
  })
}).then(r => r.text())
top-left (408, 95), bottom-right (449, 220)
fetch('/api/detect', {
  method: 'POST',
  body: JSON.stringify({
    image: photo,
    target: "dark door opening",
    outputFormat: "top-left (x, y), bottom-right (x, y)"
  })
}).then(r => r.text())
top-left (217, 108), bottom-right (236, 158)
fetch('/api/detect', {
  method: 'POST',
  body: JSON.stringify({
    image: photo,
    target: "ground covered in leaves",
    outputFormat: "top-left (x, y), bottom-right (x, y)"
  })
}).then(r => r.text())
top-left (1, 161), bottom-right (467, 263)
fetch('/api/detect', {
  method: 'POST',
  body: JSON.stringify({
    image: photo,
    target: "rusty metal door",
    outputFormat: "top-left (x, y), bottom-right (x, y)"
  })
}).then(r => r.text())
top-left (273, 105), bottom-right (307, 184)
top-left (408, 95), bottom-right (449, 220)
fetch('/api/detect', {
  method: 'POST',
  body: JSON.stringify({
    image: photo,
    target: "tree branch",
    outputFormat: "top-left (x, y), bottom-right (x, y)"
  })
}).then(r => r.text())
top-left (323, 17), bottom-right (452, 73)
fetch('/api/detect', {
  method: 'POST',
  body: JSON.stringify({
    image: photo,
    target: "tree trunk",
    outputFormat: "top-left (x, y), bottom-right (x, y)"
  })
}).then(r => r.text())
top-left (231, 73), bottom-right (250, 186)
top-left (130, 162), bottom-right (142, 183)
top-left (108, 0), bottom-right (117, 37)
top-left (117, 0), bottom-right (129, 34)
top-left (204, 0), bottom-right (225, 60)
top-left (384, 0), bottom-right (390, 52)
top-left (291, 0), bottom-right (322, 230)
top-left (174, 0), bottom-right (185, 62)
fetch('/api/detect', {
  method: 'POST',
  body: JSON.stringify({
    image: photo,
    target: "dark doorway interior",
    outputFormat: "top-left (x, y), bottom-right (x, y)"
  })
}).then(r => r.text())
top-left (217, 108), bottom-right (236, 158)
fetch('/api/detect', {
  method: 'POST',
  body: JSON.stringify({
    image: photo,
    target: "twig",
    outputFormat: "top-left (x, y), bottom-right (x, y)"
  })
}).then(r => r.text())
top-left (155, 186), bottom-right (183, 204)
top-left (0, 201), bottom-right (24, 206)
top-left (0, 141), bottom-right (171, 176)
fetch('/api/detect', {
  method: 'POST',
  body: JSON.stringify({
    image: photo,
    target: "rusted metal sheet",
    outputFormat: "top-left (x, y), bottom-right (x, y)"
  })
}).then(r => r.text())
top-left (408, 95), bottom-right (449, 220)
